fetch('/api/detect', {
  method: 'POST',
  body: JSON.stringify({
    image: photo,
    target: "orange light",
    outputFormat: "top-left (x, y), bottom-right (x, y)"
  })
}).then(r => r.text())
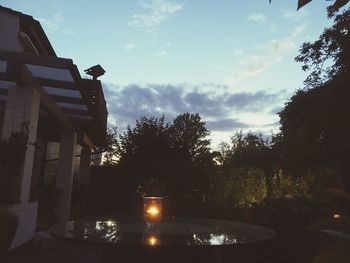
top-left (147, 235), bottom-right (159, 246)
top-left (143, 197), bottom-right (163, 223)
top-left (147, 206), bottom-right (159, 216)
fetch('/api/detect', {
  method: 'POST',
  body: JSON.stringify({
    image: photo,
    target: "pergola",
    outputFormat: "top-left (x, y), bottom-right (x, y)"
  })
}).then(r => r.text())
top-left (0, 50), bottom-right (107, 145)
top-left (0, 49), bottom-right (107, 247)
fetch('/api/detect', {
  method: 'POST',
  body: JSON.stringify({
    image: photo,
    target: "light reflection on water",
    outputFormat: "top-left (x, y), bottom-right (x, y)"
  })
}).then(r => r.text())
top-left (192, 233), bottom-right (239, 245)
top-left (83, 220), bottom-right (121, 243)
top-left (80, 220), bottom-right (242, 245)
top-left (57, 218), bottom-right (274, 246)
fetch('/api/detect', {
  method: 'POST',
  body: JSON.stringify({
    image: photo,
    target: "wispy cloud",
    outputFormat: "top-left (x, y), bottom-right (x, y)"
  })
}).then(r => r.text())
top-left (157, 50), bottom-right (169, 56)
top-left (156, 42), bottom-right (171, 56)
top-left (37, 12), bottom-right (64, 31)
top-left (125, 43), bottom-right (136, 51)
top-left (206, 119), bottom-right (249, 131)
top-left (247, 13), bottom-right (266, 23)
top-left (226, 24), bottom-right (307, 87)
top-left (282, 8), bottom-right (309, 20)
top-left (128, 0), bottom-right (184, 29)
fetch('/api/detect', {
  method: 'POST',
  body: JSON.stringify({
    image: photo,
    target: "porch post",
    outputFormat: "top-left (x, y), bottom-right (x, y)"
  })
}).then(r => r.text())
top-left (1, 85), bottom-right (40, 248)
top-left (56, 130), bottom-right (77, 221)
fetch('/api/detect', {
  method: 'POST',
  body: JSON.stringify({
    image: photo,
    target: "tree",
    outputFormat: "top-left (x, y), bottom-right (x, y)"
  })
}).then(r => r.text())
top-left (221, 131), bottom-right (270, 168)
top-left (116, 113), bottom-right (212, 198)
top-left (278, 77), bottom-right (350, 177)
top-left (100, 126), bottom-right (119, 165)
top-left (169, 113), bottom-right (211, 162)
top-left (220, 131), bottom-right (275, 197)
top-left (295, 8), bottom-right (350, 88)
top-left (278, 7), bottom-right (350, 187)
top-left (117, 116), bottom-right (171, 176)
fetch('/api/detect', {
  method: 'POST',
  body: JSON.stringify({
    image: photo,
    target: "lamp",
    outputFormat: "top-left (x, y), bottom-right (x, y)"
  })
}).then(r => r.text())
top-left (143, 197), bottom-right (163, 223)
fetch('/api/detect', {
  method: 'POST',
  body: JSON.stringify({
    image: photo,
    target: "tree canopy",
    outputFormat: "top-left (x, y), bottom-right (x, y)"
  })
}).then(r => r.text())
top-left (278, 7), bottom-right (350, 186)
top-left (295, 8), bottom-right (350, 88)
top-left (112, 113), bottom-right (212, 197)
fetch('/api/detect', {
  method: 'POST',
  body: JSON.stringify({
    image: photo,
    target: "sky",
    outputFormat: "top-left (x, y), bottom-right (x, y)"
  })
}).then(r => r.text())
top-left (1, 0), bottom-right (334, 149)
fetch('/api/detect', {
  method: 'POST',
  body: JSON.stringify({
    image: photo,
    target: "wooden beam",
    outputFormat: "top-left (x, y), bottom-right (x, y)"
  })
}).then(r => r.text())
top-left (0, 50), bottom-right (72, 69)
top-left (38, 78), bottom-right (76, 90)
top-left (51, 95), bottom-right (84, 105)
top-left (20, 64), bottom-right (74, 131)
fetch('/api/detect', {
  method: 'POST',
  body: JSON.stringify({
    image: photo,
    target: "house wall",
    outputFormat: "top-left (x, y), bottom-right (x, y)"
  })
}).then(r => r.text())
top-left (0, 10), bottom-right (23, 52)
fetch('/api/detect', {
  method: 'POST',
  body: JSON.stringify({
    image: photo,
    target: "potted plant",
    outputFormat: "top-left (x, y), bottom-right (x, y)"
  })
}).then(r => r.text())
top-left (0, 124), bottom-right (28, 260)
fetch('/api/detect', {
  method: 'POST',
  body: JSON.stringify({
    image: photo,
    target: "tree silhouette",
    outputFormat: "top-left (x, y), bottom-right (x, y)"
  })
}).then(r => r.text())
top-left (116, 113), bottom-right (212, 198)
top-left (295, 8), bottom-right (350, 88)
top-left (278, 7), bottom-right (350, 187)
top-left (169, 113), bottom-right (211, 162)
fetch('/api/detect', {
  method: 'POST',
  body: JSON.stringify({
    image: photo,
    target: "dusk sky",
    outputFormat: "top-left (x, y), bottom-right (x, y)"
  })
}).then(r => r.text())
top-left (2, 0), bottom-right (334, 149)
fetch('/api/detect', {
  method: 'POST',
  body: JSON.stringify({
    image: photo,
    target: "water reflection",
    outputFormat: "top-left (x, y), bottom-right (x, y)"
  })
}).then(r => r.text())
top-left (83, 220), bottom-right (121, 243)
top-left (56, 218), bottom-right (274, 246)
top-left (191, 233), bottom-right (239, 245)
top-left (144, 234), bottom-right (161, 246)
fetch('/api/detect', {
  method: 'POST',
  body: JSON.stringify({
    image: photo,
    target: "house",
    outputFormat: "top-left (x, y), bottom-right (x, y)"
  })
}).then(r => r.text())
top-left (0, 5), bottom-right (107, 248)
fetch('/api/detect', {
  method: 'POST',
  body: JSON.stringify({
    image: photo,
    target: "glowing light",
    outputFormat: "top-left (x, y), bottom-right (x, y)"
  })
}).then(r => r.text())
top-left (143, 197), bottom-right (163, 223)
top-left (147, 235), bottom-right (159, 246)
top-left (146, 206), bottom-right (159, 217)
top-left (333, 213), bottom-right (341, 219)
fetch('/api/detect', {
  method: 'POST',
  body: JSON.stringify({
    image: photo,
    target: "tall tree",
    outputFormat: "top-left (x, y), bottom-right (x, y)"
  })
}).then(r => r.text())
top-left (278, 7), bottom-right (350, 187)
top-left (116, 113), bottom-right (213, 198)
top-left (169, 113), bottom-right (211, 162)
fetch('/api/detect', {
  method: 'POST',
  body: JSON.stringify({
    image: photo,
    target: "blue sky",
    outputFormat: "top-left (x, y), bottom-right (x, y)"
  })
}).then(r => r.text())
top-left (2, 0), bottom-right (334, 149)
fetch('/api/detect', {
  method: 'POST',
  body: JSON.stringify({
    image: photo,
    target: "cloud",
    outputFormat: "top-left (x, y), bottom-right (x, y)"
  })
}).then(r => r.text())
top-left (125, 43), bottom-right (136, 51)
top-left (128, 0), bottom-right (184, 29)
top-left (226, 24), bottom-right (306, 87)
top-left (225, 91), bottom-right (282, 112)
top-left (156, 42), bottom-right (172, 56)
top-left (206, 119), bottom-right (249, 132)
top-left (247, 13), bottom-right (266, 23)
top-left (37, 12), bottom-right (64, 31)
top-left (156, 50), bottom-right (169, 56)
top-left (102, 82), bottom-right (283, 135)
top-left (282, 8), bottom-right (309, 20)
top-left (270, 106), bottom-right (283, 115)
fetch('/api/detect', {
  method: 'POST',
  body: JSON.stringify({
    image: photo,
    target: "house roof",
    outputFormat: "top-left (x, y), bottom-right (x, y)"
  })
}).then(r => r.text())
top-left (0, 5), bottom-right (56, 57)
top-left (0, 50), bottom-right (107, 147)
top-left (0, 6), bottom-right (107, 147)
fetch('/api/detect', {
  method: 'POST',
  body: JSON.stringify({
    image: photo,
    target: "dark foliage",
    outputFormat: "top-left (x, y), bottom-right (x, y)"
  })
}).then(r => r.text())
top-left (115, 113), bottom-right (212, 202)
top-left (295, 8), bottom-right (350, 88)
top-left (279, 8), bottom-right (350, 188)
